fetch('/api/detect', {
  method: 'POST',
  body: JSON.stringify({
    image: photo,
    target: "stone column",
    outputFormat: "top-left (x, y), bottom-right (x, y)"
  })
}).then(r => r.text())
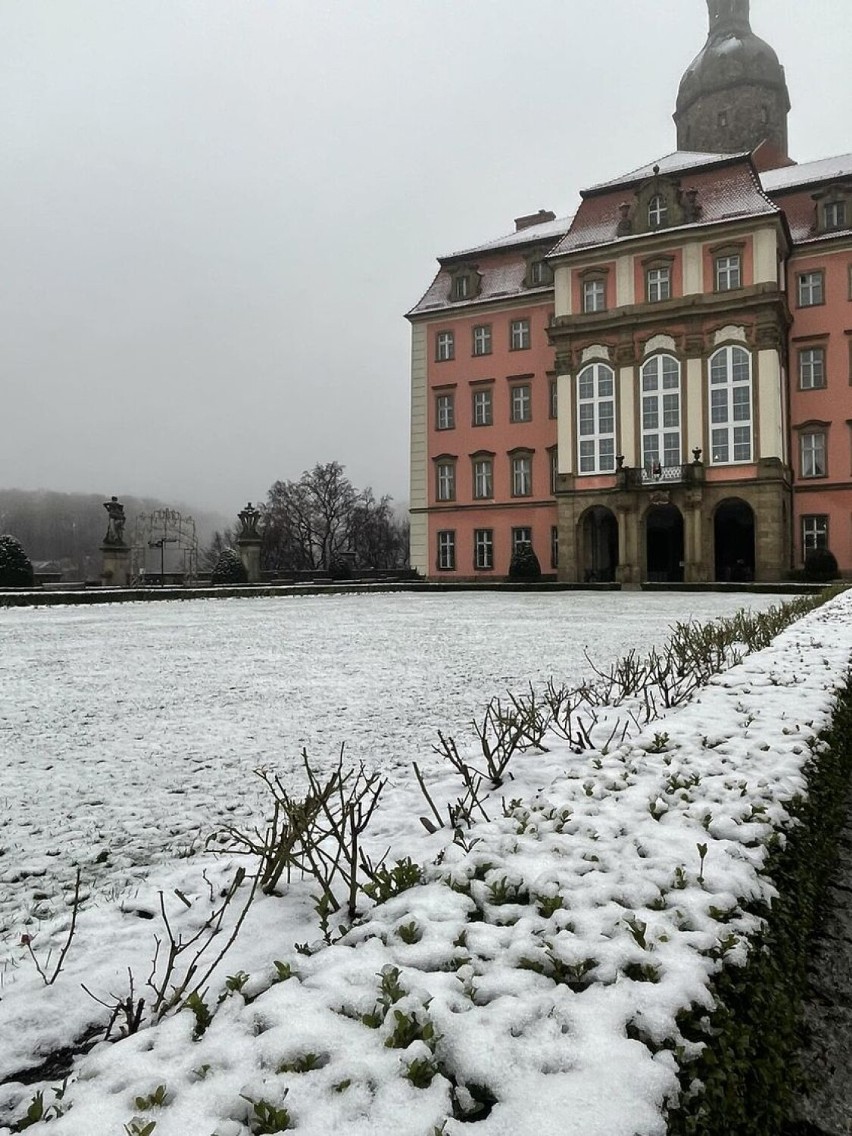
top-left (236, 502), bottom-right (263, 584)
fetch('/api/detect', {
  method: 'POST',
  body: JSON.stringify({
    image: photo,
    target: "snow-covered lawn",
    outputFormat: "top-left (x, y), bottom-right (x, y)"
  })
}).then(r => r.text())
top-left (0, 589), bottom-right (843, 1136)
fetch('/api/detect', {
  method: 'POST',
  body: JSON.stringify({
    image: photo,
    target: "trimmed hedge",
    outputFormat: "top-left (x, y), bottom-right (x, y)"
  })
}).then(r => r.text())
top-left (665, 674), bottom-right (852, 1135)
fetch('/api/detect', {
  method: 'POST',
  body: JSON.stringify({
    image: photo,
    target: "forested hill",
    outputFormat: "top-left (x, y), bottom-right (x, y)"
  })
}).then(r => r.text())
top-left (0, 488), bottom-right (230, 580)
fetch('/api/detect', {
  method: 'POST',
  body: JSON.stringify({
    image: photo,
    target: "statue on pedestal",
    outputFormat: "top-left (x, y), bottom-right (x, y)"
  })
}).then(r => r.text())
top-left (103, 496), bottom-right (127, 546)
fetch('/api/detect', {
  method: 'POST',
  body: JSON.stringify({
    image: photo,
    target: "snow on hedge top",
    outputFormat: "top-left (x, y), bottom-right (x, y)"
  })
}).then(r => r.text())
top-left (1, 591), bottom-right (851, 1136)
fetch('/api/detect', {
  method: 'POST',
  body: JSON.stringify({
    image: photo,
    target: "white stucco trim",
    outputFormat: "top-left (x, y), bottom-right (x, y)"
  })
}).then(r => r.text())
top-left (616, 255), bottom-right (634, 307)
top-left (409, 323), bottom-right (429, 574)
top-left (757, 348), bottom-right (785, 461)
top-left (683, 243), bottom-right (703, 295)
top-left (714, 324), bottom-right (747, 345)
top-left (643, 334), bottom-right (677, 356)
top-left (554, 266), bottom-right (572, 317)
top-left (753, 228), bottom-right (778, 285)
top-left (557, 373), bottom-right (574, 473)
top-left (618, 366), bottom-right (636, 465)
top-left (686, 356), bottom-right (703, 458)
top-left (581, 343), bottom-right (612, 363)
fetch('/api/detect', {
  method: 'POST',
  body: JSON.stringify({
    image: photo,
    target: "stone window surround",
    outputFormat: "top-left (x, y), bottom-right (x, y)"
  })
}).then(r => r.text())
top-left (472, 323), bottom-right (492, 356)
top-left (709, 239), bottom-right (746, 292)
top-left (469, 379), bottom-right (495, 427)
top-left (507, 376), bottom-right (534, 423)
top-left (509, 317), bottom-right (532, 351)
top-left (524, 252), bottom-right (553, 289)
top-left (511, 526), bottom-right (534, 554)
top-left (473, 528), bottom-right (495, 571)
top-left (507, 446), bottom-right (535, 498)
top-left (801, 514), bottom-right (829, 559)
top-left (812, 184), bottom-right (851, 235)
top-left (547, 444), bottom-right (558, 495)
top-left (643, 254), bottom-right (675, 303)
top-left (796, 268), bottom-right (825, 308)
top-left (433, 454), bottom-right (458, 501)
top-left (435, 330), bottom-right (455, 362)
top-left (434, 387), bottom-right (456, 431)
top-left (579, 265), bottom-right (610, 313)
top-left (448, 264), bottom-right (482, 303)
top-left (794, 419), bottom-right (830, 480)
top-left (470, 450), bottom-right (495, 500)
top-left (792, 334), bottom-right (829, 390)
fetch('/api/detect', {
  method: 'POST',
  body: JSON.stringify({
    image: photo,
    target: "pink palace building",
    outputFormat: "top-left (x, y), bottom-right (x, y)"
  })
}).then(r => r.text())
top-left (407, 0), bottom-right (852, 583)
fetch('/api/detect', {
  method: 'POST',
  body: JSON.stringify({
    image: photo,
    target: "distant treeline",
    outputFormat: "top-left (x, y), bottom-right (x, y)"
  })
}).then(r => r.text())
top-left (0, 488), bottom-right (229, 580)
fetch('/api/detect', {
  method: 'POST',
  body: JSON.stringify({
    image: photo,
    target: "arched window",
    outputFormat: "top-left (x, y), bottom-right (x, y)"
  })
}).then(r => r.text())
top-left (641, 355), bottom-right (681, 472)
top-left (576, 363), bottom-right (616, 474)
top-left (709, 346), bottom-right (752, 464)
top-left (648, 194), bottom-right (668, 228)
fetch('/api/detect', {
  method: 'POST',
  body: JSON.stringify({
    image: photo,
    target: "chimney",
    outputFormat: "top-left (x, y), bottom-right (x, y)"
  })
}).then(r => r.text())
top-left (514, 209), bottom-right (556, 232)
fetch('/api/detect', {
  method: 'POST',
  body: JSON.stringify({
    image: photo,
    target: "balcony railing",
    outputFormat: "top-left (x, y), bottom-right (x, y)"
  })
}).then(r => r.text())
top-left (619, 463), bottom-right (703, 490)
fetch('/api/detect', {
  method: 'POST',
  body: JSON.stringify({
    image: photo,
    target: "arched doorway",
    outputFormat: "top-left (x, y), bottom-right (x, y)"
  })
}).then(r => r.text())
top-left (645, 505), bottom-right (684, 582)
top-left (714, 499), bottom-right (755, 582)
top-left (581, 506), bottom-right (618, 582)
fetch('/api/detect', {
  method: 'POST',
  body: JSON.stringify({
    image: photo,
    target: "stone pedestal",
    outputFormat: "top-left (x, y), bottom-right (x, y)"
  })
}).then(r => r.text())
top-left (237, 539), bottom-right (262, 584)
top-left (101, 544), bottom-right (131, 587)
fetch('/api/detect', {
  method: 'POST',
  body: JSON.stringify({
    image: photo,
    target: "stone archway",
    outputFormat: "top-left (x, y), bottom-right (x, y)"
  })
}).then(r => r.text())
top-left (645, 505), bottom-right (684, 582)
top-left (714, 498), bottom-right (755, 582)
top-left (580, 506), bottom-right (619, 582)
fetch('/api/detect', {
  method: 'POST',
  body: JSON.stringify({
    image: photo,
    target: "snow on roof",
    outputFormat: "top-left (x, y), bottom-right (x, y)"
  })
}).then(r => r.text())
top-left (442, 213), bottom-right (573, 260)
top-left (585, 150), bottom-right (746, 193)
top-left (760, 152), bottom-right (852, 194)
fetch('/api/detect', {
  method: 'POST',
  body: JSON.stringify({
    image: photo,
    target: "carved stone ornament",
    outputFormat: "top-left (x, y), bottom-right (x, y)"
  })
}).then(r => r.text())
top-left (649, 490), bottom-right (671, 507)
top-left (238, 501), bottom-right (262, 540)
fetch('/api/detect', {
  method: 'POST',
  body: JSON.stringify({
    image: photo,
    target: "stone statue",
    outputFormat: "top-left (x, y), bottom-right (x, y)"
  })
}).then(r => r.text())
top-left (103, 496), bottom-right (127, 546)
top-left (238, 502), bottom-right (261, 540)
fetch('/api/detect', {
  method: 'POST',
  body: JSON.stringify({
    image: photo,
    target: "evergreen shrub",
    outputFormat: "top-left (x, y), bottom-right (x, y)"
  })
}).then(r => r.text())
top-left (210, 549), bottom-right (248, 585)
top-left (803, 547), bottom-right (838, 583)
top-left (508, 542), bottom-right (542, 580)
top-left (0, 534), bottom-right (34, 587)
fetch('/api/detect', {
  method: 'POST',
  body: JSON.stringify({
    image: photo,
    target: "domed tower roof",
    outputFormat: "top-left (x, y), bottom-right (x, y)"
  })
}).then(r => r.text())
top-left (675, 0), bottom-right (791, 159)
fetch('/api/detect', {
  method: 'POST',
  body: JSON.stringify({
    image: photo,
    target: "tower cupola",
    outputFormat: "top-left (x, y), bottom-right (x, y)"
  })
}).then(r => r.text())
top-left (675, 0), bottom-right (790, 159)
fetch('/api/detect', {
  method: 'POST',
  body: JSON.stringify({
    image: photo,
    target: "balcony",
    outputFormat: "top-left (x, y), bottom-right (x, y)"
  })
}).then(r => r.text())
top-left (617, 460), bottom-right (704, 491)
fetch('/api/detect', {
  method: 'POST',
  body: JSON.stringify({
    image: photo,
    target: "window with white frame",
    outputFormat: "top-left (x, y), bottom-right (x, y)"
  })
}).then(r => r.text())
top-left (576, 363), bottom-right (616, 474)
top-left (799, 347), bottom-right (826, 389)
top-left (436, 331), bottom-right (454, 361)
top-left (472, 387), bottom-right (493, 426)
top-left (435, 393), bottom-right (454, 430)
top-left (802, 515), bottom-right (828, 556)
top-left (549, 378), bottom-right (558, 419)
top-left (474, 529), bottom-right (494, 570)
top-left (528, 260), bottom-right (548, 286)
top-left (709, 346), bottom-right (752, 464)
top-left (451, 275), bottom-right (470, 301)
top-left (510, 383), bottom-right (532, 423)
top-left (510, 319), bottom-right (531, 350)
top-left (549, 447), bottom-right (558, 494)
top-left (437, 531), bottom-right (455, 571)
top-left (800, 430), bottom-right (827, 478)
top-left (472, 456), bottom-right (493, 499)
top-left (511, 453), bottom-right (532, 497)
top-left (646, 266), bottom-right (671, 303)
top-left (797, 271), bottom-right (825, 307)
top-left (824, 201), bottom-right (847, 231)
top-left (715, 254), bottom-right (742, 292)
top-left (583, 278), bottom-right (606, 313)
top-left (512, 526), bottom-right (533, 554)
top-left (435, 459), bottom-right (456, 501)
top-left (641, 354), bottom-right (681, 471)
top-left (472, 324), bottom-right (492, 356)
top-left (648, 194), bottom-right (668, 228)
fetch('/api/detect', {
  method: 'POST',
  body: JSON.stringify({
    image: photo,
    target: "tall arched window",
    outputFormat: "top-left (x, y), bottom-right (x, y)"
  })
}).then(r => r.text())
top-left (709, 346), bottom-right (752, 464)
top-left (648, 194), bottom-right (668, 228)
top-left (641, 354), bottom-right (681, 471)
top-left (577, 363), bottom-right (616, 474)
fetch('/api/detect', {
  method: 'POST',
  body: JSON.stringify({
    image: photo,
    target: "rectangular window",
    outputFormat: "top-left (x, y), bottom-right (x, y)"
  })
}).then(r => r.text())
top-left (437, 531), bottom-right (455, 571)
top-left (473, 529), bottom-right (494, 571)
top-left (800, 431), bottom-right (827, 478)
top-left (435, 393), bottom-right (454, 430)
top-left (549, 377), bottom-right (558, 419)
top-left (510, 383), bottom-right (532, 423)
top-left (797, 271), bottom-right (825, 307)
top-left (709, 346), bottom-right (752, 464)
top-left (435, 460), bottom-right (456, 501)
top-left (529, 261), bottom-right (546, 285)
top-left (549, 448), bottom-right (558, 494)
top-left (510, 319), bottom-right (531, 350)
top-left (436, 331), bottom-right (455, 361)
top-left (550, 525), bottom-right (558, 570)
top-left (577, 363), bottom-right (616, 474)
top-left (472, 324), bottom-right (492, 356)
top-left (824, 202), bottom-right (846, 231)
top-left (472, 387), bottom-right (493, 426)
top-left (646, 267), bottom-right (671, 303)
top-left (583, 279), bottom-right (606, 313)
top-left (802, 515), bottom-right (828, 556)
top-left (512, 454), bottom-right (532, 497)
top-left (452, 276), bottom-right (470, 301)
top-left (512, 526), bottom-right (532, 554)
top-left (715, 254), bottom-right (741, 292)
top-left (472, 456), bottom-right (493, 499)
top-left (799, 347), bottom-right (826, 389)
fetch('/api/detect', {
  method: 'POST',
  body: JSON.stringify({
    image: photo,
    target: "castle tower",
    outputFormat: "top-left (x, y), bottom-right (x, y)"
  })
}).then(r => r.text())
top-left (674, 0), bottom-right (790, 159)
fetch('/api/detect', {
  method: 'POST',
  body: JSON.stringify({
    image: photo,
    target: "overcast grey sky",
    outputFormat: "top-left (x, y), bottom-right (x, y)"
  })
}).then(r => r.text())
top-left (1, 1), bottom-right (849, 517)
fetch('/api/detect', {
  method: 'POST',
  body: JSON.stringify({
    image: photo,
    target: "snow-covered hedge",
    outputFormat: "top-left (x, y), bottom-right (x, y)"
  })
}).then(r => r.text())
top-left (2, 590), bottom-right (851, 1136)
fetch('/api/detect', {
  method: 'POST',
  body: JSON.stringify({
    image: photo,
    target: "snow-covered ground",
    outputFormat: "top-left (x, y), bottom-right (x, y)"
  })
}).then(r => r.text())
top-left (0, 589), bottom-right (838, 1136)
